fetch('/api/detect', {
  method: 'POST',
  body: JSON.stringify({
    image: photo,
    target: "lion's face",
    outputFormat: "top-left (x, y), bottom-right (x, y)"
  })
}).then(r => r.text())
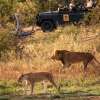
top-left (18, 74), bottom-right (24, 83)
top-left (51, 50), bottom-right (66, 60)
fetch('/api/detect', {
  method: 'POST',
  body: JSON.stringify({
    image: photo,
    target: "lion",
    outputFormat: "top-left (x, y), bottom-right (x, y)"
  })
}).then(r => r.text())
top-left (18, 72), bottom-right (59, 95)
top-left (51, 50), bottom-right (100, 71)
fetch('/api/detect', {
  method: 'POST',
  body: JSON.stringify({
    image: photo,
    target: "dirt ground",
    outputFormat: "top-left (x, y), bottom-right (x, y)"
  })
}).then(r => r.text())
top-left (0, 94), bottom-right (100, 100)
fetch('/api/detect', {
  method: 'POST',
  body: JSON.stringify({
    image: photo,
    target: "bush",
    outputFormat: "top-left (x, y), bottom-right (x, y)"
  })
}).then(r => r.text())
top-left (84, 1), bottom-right (100, 25)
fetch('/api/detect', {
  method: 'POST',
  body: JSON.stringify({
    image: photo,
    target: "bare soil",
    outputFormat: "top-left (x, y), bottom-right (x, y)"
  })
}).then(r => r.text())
top-left (0, 94), bottom-right (100, 100)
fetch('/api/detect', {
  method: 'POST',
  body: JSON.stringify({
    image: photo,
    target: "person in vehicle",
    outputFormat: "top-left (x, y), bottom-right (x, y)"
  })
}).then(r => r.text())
top-left (69, 0), bottom-right (76, 11)
top-left (86, 0), bottom-right (93, 9)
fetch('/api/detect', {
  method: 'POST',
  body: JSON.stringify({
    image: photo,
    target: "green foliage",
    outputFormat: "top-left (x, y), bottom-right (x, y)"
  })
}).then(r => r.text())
top-left (0, 80), bottom-right (21, 95)
top-left (0, 0), bottom-right (16, 26)
top-left (0, 78), bottom-right (100, 95)
top-left (84, 1), bottom-right (100, 25)
top-left (0, 30), bottom-right (16, 60)
top-left (0, 1), bottom-right (11, 17)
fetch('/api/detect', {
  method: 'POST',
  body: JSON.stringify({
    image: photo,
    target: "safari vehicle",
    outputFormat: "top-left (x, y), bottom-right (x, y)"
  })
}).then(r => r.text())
top-left (36, 4), bottom-right (88, 32)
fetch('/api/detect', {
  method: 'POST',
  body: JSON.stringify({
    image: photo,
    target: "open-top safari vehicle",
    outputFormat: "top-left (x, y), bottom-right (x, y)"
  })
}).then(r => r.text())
top-left (36, 0), bottom-right (97, 32)
top-left (14, 0), bottom-right (97, 36)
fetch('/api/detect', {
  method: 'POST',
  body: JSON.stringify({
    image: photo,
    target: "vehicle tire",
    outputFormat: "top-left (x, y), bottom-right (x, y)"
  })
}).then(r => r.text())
top-left (41, 20), bottom-right (54, 32)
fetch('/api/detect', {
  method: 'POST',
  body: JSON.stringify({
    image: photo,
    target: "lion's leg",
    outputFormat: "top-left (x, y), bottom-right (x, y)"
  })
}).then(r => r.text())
top-left (83, 60), bottom-right (89, 71)
top-left (63, 63), bottom-right (71, 68)
top-left (89, 60), bottom-right (96, 67)
top-left (83, 60), bottom-right (90, 78)
top-left (62, 63), bottom-right (71, 71)
top-left (30, 82), bottom-right (34, 95)
top-left (49, 77), bottom-right (58, 91)
top-left (61, 63), bottom-right (71, 73)
top-left (42, 81), bottom-right (48, 93)
top-left (23, 80), bottom-right (28, 95)
top-left (88, 59), bottom-right (99, 75)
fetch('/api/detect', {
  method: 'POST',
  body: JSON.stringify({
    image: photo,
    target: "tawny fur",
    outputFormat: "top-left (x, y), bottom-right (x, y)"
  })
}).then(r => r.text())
top-left (18, 72), bottom-right (58, 95)
top-left (51, 50), bottom-right (100, 71)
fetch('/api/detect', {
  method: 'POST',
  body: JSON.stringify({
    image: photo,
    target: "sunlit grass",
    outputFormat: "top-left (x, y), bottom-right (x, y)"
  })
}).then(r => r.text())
top-left (0, 76), bottom-right (100, 96)
top-left (0, 25), bottom-right (100, 96)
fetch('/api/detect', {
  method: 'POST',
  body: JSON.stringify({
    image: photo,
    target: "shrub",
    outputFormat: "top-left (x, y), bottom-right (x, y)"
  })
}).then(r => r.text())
top-left (84, 1), bottom-right (100, 25)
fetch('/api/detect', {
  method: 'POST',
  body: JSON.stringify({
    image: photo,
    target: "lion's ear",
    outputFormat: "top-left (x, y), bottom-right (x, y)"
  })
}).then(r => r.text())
top-left (56, 50), bottom-right (66, 54)
top-left (56, 50), bottom-right (62, 54)
top-left (55, 50), bottom-right (63, 58)
top-left (62, 50), bottom-right (68, 53)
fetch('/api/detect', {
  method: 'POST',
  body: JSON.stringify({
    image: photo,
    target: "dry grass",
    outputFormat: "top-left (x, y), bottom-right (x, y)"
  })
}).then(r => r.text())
top-left (0, 25), bottom-right (100, 80)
